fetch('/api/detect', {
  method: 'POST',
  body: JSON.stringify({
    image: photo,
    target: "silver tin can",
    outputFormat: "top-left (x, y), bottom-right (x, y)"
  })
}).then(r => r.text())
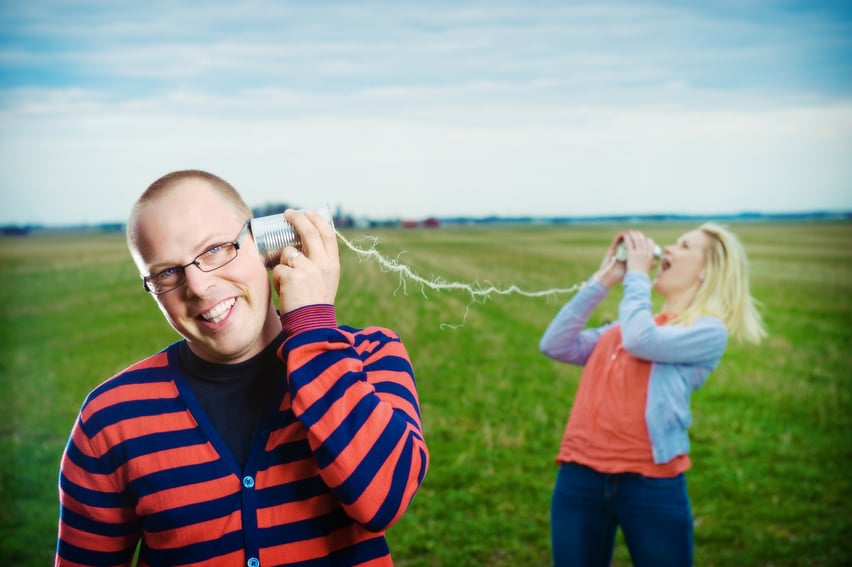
top-left (250, 205), bottom-right (335, 268)
top-left (615, 241), bottom-right (662, 262)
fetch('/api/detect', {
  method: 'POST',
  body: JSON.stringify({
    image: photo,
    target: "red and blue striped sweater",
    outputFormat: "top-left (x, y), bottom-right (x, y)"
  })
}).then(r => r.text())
top-left (56, 306), bottom-right (428, 566)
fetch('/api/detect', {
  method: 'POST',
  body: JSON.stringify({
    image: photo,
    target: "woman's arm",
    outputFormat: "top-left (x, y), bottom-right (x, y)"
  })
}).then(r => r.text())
top-left (619, 271), bottom-right (728, 365)
top-left (539, 278), bottom-right (613, 364)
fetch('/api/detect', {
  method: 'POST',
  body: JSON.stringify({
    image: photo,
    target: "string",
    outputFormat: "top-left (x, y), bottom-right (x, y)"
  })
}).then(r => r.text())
top-left (334, 229), bottom-right (587, 328)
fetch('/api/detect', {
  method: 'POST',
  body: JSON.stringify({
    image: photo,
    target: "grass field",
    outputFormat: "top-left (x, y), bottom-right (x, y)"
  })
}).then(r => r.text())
top-left (1, 221), bottom-right (850, 566)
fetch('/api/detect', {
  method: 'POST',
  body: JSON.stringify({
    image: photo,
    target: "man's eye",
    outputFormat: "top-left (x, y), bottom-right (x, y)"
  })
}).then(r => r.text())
top-left (204, 243), bottom-right (233, 259)
top-left (155, 267), bottom-right (178, 280)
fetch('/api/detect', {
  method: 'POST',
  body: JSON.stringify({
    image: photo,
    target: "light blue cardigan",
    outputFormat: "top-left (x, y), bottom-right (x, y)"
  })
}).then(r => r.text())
top-left (540, 271), bottom-right (728, 464)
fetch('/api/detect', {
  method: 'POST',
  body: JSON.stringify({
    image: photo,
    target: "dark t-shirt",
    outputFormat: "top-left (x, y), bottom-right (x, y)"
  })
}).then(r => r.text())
top-left (178, 334), bottom-right (285, 468)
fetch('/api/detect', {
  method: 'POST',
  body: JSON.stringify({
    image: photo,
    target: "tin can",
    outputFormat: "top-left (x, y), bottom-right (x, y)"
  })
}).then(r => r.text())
top-left (615, 241), bottom-right (662, 262)
top-left (250, 205), bottom-right (335, 268)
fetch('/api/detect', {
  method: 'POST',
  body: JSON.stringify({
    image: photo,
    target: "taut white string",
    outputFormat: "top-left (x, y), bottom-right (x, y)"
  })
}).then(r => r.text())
top-left (335, 230), bottom-right (586, 328)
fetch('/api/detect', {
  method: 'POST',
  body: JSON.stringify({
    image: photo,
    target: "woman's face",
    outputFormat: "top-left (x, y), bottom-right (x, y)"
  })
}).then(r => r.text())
top-left (653, 229), bottom-right (713, 298)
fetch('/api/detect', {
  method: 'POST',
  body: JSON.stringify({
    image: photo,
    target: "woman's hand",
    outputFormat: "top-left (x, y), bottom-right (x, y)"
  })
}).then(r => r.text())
top-left (621, 230), bottom-right (657, 274)
top-left (594, 232), bottom-right (628, 288)
top-left (594, 230), bottom-right (657, 287)
top-left (271, 209), bottom-right (340, 314)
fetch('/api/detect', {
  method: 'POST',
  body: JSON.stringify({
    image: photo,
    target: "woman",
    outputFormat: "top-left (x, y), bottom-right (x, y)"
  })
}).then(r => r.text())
top-left (540, 224), bottom-right (766, 566)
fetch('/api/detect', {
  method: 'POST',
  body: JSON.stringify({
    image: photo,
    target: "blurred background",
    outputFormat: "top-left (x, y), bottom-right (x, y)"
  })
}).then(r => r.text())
top-left (2, 2), bottom-right (851, 565)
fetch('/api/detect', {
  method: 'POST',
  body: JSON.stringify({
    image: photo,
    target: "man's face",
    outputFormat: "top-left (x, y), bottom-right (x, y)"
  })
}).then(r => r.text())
top-left (130, 179), bottom-right (280, 364)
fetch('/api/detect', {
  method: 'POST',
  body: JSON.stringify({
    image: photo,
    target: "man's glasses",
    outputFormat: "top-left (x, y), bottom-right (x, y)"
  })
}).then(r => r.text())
top-left (142, 221), bottom-right (251, 295)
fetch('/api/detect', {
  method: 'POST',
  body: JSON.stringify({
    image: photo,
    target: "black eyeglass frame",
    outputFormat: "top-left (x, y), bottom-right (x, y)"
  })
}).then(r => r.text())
top-left (142, 221), bottom-right (251, 294)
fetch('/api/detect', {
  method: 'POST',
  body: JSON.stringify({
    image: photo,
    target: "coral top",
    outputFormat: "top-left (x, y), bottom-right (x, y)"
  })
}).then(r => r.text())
top-left (557, 313), bottom-right (690, 477)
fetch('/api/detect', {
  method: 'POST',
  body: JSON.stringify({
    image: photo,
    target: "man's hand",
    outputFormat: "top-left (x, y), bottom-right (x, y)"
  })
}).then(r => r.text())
top-left (272, 209), bottom-right (340, 313)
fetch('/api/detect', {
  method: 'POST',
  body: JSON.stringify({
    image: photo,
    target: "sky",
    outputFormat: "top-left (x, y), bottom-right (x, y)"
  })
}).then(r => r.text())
top-left (2, 0), bottom-right (851, 225)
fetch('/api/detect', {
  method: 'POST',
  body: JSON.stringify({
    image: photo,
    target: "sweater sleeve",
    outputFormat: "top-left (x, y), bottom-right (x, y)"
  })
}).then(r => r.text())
top-left (539, 277), bottom-right (614, 365)
top-left (280, 306), bottom-right (428, 532)
top-left (619, 271), bottom-right (728, 367)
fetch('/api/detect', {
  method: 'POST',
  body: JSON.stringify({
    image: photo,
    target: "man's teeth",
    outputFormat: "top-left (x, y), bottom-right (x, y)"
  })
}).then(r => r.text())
top-left (201, 298), bottom-right (236, 323)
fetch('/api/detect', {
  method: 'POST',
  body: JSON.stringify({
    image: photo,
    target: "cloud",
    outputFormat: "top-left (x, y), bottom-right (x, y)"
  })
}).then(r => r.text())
top-left (1, 1), bottom-right (851, 224)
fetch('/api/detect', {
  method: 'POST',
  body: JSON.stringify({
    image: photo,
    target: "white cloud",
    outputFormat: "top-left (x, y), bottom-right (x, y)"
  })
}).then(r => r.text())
top-left (3, 82), bottom-right (850, 224)
top-left (1, 1), bottom-right (850, 224)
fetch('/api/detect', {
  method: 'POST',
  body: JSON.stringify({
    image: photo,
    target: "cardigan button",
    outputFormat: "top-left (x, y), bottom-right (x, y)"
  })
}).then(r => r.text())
top-left (242, 475), bottom-right (255, 489)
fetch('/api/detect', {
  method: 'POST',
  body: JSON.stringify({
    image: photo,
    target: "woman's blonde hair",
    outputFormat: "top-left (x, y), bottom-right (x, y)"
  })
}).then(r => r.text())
top-left (673, 222), bottom-right (767, 344)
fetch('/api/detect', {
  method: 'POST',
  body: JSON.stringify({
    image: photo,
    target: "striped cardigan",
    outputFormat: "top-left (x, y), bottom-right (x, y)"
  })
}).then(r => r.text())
top-left (56, 306), bottom-right (428, 566)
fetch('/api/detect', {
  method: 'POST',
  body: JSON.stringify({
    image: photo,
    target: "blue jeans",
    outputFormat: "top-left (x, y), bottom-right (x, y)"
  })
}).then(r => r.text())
top-left (551, 462), bottom-right (694, 567)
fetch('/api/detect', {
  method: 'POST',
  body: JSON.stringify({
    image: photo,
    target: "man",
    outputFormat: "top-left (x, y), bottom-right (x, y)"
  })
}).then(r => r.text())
top-left (56, 170), bottom-right (429, 566)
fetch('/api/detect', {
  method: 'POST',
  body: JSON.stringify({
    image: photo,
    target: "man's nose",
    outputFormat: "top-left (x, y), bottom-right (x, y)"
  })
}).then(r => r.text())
top-left (183, 262), bottom-right (215, 297)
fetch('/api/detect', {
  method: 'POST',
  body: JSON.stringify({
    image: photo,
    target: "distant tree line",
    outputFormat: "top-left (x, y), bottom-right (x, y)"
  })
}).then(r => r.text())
top-left (1, 209), bottom-right (849, 237)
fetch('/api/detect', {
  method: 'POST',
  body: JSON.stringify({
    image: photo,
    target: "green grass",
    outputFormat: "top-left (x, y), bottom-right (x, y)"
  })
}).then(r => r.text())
top-left (2, 222), bottom-right (850, 565)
